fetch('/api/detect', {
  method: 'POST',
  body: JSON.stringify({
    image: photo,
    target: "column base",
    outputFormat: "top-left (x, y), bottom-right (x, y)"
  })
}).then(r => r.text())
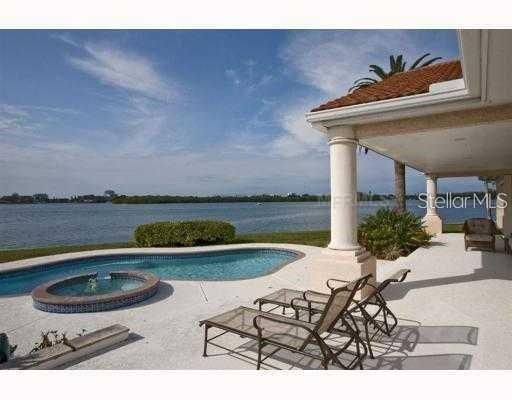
top-left (306, 248), bottom-right (377, 299)
top-left (327, 242), bottom-right (361, 251)
top-left (422, 214), bottom-right (443, 235)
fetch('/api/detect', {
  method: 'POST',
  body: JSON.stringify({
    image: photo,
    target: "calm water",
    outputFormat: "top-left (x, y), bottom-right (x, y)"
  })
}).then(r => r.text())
top-left (0, 201), bottom-right (489, 249)
top-left (0, 250), bottom-right (299, 295)
top-left (50, 276), bottom-right (144, 297)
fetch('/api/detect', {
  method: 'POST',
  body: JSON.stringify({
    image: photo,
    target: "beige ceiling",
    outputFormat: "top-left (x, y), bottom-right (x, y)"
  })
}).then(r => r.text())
top-left (360, 119), bottom-right (512, 177)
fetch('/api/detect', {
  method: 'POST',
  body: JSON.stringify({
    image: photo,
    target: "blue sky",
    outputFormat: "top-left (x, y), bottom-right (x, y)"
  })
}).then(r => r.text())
top-left (0, 29), bottom-right (482, 197)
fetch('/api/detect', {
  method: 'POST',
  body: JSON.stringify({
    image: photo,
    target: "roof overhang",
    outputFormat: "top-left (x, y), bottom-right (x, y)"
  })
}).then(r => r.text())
top-left (306, 29), bottom-right (512, 178)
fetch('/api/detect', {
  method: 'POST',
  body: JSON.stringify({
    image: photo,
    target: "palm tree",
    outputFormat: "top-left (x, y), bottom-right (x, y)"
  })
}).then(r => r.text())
top-left (351, 53), bottom-right (442, 213)
top-left (349, 53), bottom-right (442, 92)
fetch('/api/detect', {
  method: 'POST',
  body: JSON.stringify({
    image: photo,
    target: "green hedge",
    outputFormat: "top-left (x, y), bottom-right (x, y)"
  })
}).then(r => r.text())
top-left (134, 220), bottom-right (236, 247)
top-left (358, 208), bottom-right (432, 260)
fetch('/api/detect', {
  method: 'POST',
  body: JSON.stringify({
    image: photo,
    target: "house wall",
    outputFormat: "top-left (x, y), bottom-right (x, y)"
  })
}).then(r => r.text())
top-left (496, 175), bottom-right (512, 235)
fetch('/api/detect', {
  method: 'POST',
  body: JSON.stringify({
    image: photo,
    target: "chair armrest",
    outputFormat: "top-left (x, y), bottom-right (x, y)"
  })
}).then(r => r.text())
top-left (389, 268), bottom-right (411, 283)
top-left (290, 296), bottom-right (310, 313)
top-left (326, 278), bottom-right (350, 291)
top-left (303, 290), bottom-right (330, 303)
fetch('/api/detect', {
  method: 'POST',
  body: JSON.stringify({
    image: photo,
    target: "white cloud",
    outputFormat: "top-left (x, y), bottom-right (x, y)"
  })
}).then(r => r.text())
top-left (272, 30), bottom-right (452, 159)
top-left (271, 99), bottom-right (325, 158)
top-left (51, 32), bottom-right (80, 48)
top-left (225, 60), bottom-right (273, 94)
top-left (280, 30), bottom-right (415, 96)
top-left (0, 104), bottom-right (42, 138)
top-left (0, 132), bottom-right (330, 196)
top-left (60, 40), bottom-right (184, 156)
top-left (225, 68), bottom-right (241, 85)
top-left (112, 96), bottom-right (174, 156)
top-left (68, 42), bottom-right (176, 102)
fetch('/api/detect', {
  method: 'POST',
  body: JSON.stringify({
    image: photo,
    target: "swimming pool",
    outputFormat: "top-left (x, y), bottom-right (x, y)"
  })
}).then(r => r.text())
top-left (0, 248), bottom-right (302, 296)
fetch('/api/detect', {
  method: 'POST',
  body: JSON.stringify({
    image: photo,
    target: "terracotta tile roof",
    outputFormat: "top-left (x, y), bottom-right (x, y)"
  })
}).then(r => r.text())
top-left (310, 60), bottom-right (462, 112)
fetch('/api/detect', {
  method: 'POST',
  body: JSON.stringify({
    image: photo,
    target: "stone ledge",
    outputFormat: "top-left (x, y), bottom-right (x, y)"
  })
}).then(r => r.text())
top-left (0, 324), bottom-right (129, 370)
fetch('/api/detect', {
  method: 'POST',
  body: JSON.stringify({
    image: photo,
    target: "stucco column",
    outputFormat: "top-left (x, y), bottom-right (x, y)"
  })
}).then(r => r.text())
top-left (496, 175), bottom-right (512, 236)
top-left (328, 128), bottom-right (359, 250)
top-left (426, 174), bottom-right (439, 216)
top-left (422, 174), bottom-right (443, 234)
top-left (304, 124), bottom-right (376, 299)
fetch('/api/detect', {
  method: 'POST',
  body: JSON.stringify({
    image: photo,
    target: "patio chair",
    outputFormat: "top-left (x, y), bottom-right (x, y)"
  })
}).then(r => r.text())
top-left (199, 274), bottom-right (371, 370)
top-left (254, 269), bottom-right (410, 359)
top-left (463, 218), bottom-right (496, 251)
top-left (351, 269), bottom-right (410, 358)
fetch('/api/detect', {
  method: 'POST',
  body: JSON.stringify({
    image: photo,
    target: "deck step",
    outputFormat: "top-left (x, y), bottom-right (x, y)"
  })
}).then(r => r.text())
top-left (0, 324), bottom-right (130, 370)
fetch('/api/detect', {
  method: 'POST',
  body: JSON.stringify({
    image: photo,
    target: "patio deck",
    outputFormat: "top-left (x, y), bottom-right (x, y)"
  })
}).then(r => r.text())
top-left (1, 233), bottom-right (511, 369)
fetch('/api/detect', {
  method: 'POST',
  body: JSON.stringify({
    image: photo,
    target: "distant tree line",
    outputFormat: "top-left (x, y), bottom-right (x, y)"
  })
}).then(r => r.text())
top-left (112, 193), bottom-right (329, 204)
top-left (114, 192), bottom-right (398, 203)
top-left (0, 190), bottom-right (117, 204)
top-left (0, 190), bottom-right (491, 205)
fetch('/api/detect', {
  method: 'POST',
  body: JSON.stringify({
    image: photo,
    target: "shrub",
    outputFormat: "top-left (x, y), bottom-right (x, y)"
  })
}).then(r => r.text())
top-left (358, 208), bottom-right (432, 260)
top-left (134, 220), bottom-right (236, 247)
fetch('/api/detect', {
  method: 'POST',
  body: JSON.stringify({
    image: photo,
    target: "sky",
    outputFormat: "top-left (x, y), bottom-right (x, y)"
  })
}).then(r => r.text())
top-left (0, 29), bottom-right (483, 197)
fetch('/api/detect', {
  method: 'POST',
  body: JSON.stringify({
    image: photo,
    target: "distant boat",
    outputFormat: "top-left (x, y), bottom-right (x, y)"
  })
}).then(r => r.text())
top-left (256, 202), bottom-right (263, 205)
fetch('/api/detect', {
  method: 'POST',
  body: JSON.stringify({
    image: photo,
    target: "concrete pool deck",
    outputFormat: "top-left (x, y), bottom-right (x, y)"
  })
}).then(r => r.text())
top-left (1, 235), bottom-right (512, 369)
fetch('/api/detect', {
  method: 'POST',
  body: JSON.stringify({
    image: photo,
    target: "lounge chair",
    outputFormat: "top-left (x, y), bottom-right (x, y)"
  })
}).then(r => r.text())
top-left (254, 269), bottom-right (411, 358)
top-left (352, 269), bottom-right (410, 358)
top-left (199, 274), bottom-right (371, 370)
top-left (463, 218), bottom-right (496, 251)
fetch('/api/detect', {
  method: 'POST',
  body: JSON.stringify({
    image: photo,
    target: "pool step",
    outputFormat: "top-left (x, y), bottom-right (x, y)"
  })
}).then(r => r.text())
top-left (0, 324), bottom-right (130, 370)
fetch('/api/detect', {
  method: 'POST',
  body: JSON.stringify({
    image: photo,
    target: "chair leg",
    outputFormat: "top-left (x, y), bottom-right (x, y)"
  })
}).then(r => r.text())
top-left (364, 319), bottom-right (374, 359)
top-left (382, 308), bottom-right (391, 335)
top-left (202, 325), bottom-right (209, 357)
top-left (356, 333), bottom-right (367, 369)
top-left (384, 305), bottom-right (398, 335)
top-left (256, 340), bottom-right (263, 370)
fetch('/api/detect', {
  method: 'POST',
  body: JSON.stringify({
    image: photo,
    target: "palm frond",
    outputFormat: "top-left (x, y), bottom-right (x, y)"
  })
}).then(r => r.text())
top-left (389, 55), bottom-right (396, 72)
top-left (416, 56), bottom-right (442, 68)
top-left (352, 77), bottom-right (378, 85)
top-left (348, 82), bottom-right (372, 93)
top-left (369, 64), bottom-right (388, 80)
top-left (396, 55), bottom-right (405, 71)
top-left (409, 53), bottom-right (431, 70)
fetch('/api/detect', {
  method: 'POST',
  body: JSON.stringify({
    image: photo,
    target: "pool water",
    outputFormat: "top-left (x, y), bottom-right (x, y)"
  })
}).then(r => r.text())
top-left (49, 276), bottom-right (144, 297)
top-left (0, 249), bottom-right (299, 296)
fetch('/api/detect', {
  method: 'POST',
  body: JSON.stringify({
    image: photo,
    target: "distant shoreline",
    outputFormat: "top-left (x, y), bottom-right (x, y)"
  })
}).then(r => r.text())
top-left (0, 191), bottom-right (488, 205)
top-left (0, 192), bottom-right (387, 204)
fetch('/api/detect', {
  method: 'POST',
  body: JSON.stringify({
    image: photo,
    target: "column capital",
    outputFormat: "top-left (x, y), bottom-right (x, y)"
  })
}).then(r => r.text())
top-left (425, 173), bottom-right (438, 181)
top-left (326, 125), bottom-right (355, 142)
top-left (328, 137), bottom-right (358, 146)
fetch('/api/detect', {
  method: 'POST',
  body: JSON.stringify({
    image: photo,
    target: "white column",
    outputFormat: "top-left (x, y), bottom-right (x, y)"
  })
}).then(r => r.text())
top-left (426, 174), bottom-right (439, 216)
top-left (328, 130), bottom-right (359, 251)
top-left (422, 173), bottom-right (443, 234)
top-left (497, 175), bottom-right (512, 236)
top-left (306, 124), bottom-right (376, 299)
